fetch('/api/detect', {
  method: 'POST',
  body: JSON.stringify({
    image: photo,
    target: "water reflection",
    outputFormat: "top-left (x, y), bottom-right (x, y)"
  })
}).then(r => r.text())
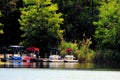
top-left (49, 62), bottom-right (95, 69)
top-left (0, 62), bottom-right (120, 70)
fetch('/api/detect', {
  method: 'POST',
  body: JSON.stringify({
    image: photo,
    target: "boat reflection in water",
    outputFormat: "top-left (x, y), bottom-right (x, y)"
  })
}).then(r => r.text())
top-left (0, 61), bottom-right (120, 70)
top-left (0, 61), bottom-right (93, 69)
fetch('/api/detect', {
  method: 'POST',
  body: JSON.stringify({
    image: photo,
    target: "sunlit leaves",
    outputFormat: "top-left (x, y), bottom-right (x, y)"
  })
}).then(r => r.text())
top-left (23, 0), bottom-right (35, 5)
top-left (98, 0), bottom-right (120, 27)
top-left (94, 0), bottom-right (120, 49)
top-left (48, 4), bottom-right (58, 11)
top-left (19, 0), bottom-right (64, 47)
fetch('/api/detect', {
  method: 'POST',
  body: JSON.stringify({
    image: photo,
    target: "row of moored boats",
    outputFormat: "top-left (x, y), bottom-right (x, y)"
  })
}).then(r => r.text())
top-left (1, 45), bottom-right (78, 63)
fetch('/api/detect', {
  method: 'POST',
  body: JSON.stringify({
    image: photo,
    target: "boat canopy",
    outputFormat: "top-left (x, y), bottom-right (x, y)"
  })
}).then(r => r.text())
top-left (50, 48), bottom-right (58, 51)
top-left (26, 47), bottom-right (40, 52)
top-left (7, 45), bottom-right (24, 54)
top-left (50, 48), bottom-right (59, 55)
top-left (9, 45), bottom-right (24, 48)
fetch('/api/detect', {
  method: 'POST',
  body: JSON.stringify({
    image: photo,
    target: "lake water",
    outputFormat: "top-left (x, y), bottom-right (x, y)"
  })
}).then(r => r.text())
top-left (0, 62), bottom-right (120, 80)
top-left (0, 62), bottom-right (120, 70)
top-left (0, 68), bottom-right (120, 80)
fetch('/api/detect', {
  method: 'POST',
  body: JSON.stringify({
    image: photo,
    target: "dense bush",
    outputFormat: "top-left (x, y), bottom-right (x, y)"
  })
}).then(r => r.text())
top-left (77, 38), bottom-right (95, 62)
top-left (94, 49), bottom-right (120, 64)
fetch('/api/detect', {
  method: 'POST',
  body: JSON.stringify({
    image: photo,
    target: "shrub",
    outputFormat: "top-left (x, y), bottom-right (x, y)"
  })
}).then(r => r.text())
top-left (94, 49), bottom-right (120, 64)
top-left (58, 39), bottom-right (78, 57)
top-left (78, 38), bottom-right (95, 62)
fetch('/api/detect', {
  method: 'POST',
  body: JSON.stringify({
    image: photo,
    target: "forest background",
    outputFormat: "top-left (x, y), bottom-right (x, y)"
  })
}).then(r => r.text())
top-left (0, 0), bottom-right (120, 64)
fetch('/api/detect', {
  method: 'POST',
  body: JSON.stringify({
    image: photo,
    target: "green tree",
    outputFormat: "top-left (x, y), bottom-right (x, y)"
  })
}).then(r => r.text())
top-left (0, 0), bottom-right (23, 45)
top-left (53, 0), bottom-right (98, 43)
top-left (19, 0), bottom-right (64, 56)
top-left (94, 0), bottom-right (120, 50)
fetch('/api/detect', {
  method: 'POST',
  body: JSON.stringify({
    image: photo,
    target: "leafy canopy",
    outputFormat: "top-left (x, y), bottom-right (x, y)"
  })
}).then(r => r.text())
top-left (94, 0), bottom-right (120, 49)
top-left (19, 0), bottom-right (64, 49)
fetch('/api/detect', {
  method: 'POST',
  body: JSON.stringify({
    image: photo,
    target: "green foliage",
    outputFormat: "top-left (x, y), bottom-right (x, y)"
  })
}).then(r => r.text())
top-left (0, 12), bottom-right (3, 34)
top-left (94, 0), bottom-right (120, 50)
top-left (0, 0), bottom-right (23, 45)
top-left (93, 0), bottom-right (120, 64)
top-left (23, 0), bottom-right (35, 5)
top-left (19, 0), bottom-right (64, 53)
top-left (86, 50), bottom-right (95, 62)
top-left (78, 38), bottom-right (95, 62)
top-left (53, 0), bottom-right (98, 42)
top-left (58, 38), bottom-right (78, 56)
top-left (0, 12), bottom-right (2, 17)
top-left (80, 38), bottom-right (92, 54)
top-left (94, 49), bottom-right (120, 64)
top-left (59, 37), bottom-right (96, 62)
top-left (0, 0), bottom-right (120, 64)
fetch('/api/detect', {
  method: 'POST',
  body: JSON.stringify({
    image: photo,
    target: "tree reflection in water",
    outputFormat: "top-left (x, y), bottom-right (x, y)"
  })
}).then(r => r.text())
top-left (0, 62), bottom-right (120, 70)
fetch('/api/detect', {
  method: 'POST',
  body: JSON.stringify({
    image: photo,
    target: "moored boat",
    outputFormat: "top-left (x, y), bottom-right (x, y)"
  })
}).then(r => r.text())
top-left (7, 54), bottom-right (22, 62)
top-left (64, 55), bottom-right (78, 62)
top-left (6, 45), bottom-right (24, 62)
top-left (45, 48), bottom-right (64, 62)
top-left (47, 55), bottom-right (64, 62)
top-left (23, 47), bottom-right (40, 62)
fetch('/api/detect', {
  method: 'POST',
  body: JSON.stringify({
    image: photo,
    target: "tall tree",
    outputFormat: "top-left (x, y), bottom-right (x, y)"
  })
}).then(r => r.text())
top-left (52, 0), bottom-right (98, 43)
top-left (94, 0), bottom-right (120, 50)
top-left (0, 0), bottom-right (23, 46)
top-left (19, 0), bottom-right (64, 55)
